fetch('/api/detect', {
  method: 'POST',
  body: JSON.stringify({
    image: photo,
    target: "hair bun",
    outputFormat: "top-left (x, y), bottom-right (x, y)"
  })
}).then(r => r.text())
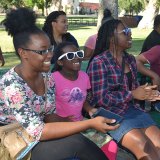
top-left (103, 8), bottom-right (112, 18)
top-left (2, 7), bottom-right (36, 37)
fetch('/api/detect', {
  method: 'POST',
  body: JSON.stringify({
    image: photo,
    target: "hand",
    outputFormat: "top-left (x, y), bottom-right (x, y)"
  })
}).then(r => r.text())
top-left (149, 90), bottom-right (160, 101)
top-left (152, 75), bottom-right (160, 90)
top-left (90, 116), bottom-right (120, 133)
top-left (131, 84), bottom-right (157, 100)
top-left (88, 108), bottom-right (98, 117)
top-left (144, 85), bottom-right (159, 101)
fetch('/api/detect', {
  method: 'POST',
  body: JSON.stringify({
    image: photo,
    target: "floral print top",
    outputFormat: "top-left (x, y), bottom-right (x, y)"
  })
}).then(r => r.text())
top-left (0, 68), bottom-right (56, 140)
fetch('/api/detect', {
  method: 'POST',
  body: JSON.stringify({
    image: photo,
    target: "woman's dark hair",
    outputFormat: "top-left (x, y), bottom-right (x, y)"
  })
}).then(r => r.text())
top-left (87, 18), bottom-right (123, 69)
top-left (101, 8), bottom-right (113, 24)
top-left (42, 11), bottom-right (66, 46)
top-left (52, 42), bottom-right (77, 72)
top-left (2, 7), bottom-right (45, 58)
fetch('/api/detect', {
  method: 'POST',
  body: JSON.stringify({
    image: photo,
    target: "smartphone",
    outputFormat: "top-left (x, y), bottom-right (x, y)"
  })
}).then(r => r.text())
top-left (92, 107), bottom-right (124, 125)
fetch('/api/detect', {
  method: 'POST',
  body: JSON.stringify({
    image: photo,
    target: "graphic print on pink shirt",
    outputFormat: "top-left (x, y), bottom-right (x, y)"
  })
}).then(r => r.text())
top-left (53, 71), bottom-right (91, 121)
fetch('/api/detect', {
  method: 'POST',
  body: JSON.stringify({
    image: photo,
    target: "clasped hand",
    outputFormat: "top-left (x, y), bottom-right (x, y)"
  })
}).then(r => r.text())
top-left (132, 83), bottom-right (160, 101)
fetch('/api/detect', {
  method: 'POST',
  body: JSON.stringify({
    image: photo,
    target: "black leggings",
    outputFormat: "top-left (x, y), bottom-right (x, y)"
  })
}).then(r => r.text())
top-left (31, 133), bottom-right (108, 160)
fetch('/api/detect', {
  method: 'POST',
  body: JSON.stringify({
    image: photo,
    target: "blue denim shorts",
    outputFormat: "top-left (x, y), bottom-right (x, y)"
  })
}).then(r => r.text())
top-left (108, 106), bottom-right (157, 143)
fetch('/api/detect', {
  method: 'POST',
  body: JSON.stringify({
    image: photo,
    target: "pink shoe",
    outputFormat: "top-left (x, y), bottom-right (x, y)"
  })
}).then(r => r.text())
top-left (101, 140), bottom-right (118, 160)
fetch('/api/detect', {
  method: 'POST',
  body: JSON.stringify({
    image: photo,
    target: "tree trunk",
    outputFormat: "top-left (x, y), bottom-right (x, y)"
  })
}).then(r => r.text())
top-left (48, 0), bottom-right (62, 14)
top-left (138, 0), bottom-right (159, 29)
top-left (97, 0), bottom-right (118, 28)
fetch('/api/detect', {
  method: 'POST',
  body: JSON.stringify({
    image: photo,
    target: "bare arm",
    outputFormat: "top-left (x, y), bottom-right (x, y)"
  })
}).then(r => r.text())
top-left (136, 54), bottom-right (160, 86)
top-left (84, 46), bottom-right (94, 60)
top-left (40, 117), bottom-right (119, 141)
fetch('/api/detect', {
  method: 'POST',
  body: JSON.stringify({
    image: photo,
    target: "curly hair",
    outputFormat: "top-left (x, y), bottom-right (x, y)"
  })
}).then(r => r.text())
top-left (42, 11), bottom-right (66, 45)
top-left (2, 7), bottom-right (45, 58)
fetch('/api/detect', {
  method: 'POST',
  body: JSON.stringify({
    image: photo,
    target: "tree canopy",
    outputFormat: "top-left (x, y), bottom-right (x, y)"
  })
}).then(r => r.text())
top-left (119, 0), bottom-right (145, 15)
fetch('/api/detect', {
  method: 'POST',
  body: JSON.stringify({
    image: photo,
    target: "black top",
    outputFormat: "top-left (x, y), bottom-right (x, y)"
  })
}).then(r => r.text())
top-left (126, 71), bottom-right (132, 90)
top-left (141, 30), bottom-right (160, 53)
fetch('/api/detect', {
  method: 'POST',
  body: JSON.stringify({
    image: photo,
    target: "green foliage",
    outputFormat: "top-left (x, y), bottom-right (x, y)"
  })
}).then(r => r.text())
top-left (119, 0), bottom-right (145, 15)
top-left (0, 0), bottom-right (52, 11)
top-left (33, 0), bottom-right (44, 9)
top-left (0, 0), bottom-right (24, 9)
top-left (156, 0), bottom-right (160, 7)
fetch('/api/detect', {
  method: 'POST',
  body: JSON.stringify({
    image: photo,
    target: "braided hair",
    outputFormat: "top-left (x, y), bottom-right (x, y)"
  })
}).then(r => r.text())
top-left (42, 11), bottom-right (66, 46)
top-left (2, 7), bottom-right (45, 58)
top-left (87, 18), bottom-right (123, 68)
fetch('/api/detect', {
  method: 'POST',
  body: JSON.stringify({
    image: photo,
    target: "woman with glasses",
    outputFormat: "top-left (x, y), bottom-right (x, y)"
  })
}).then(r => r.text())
top-left (87, 16), bottom-right (160, 159)
top-left (0, 8), bottom-right (119, 160)
top-left (42, 11), bottom-right (79, 64)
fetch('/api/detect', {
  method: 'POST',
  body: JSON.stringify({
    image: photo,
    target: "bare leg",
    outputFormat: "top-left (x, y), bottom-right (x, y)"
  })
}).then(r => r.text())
top-left (144, 125), bottom-right (160, 157)
top-left (120, 128), bottom-right (159, 160)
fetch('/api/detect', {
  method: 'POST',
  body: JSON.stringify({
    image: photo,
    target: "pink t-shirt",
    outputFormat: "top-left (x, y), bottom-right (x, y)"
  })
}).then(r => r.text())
top-left (142, 45), bottom-right (160, 76)
top-left (52, 71), bottom-right (91, 121)
top-left (85, 34), bottom-right (97, 50)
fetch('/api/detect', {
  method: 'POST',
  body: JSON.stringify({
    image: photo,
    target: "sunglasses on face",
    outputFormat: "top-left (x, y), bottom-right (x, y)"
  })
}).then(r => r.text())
top-left (117, 27), bottom-right (131, 36)
top-left (58, 50), bottom-right (84, 60)
top-left (21, 45), bottom-right (54, 55)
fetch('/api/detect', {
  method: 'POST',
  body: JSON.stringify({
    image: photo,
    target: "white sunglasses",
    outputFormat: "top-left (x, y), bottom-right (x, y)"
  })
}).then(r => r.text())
top-left (58, 50), bottom-right (84, 60)
top-left (117, 28), bottom-right (131, 36)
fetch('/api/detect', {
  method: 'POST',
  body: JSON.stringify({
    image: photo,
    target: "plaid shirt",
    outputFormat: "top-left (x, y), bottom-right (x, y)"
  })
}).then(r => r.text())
top-left (87, 51), bottom-right (142, 115)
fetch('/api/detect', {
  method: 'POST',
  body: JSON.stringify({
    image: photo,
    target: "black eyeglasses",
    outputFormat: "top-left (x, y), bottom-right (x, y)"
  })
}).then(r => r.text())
top-left (117, 28), bottom-right (131, 36)
top-left (21, 45), bottom-right (54, 55)
top-left (58, 50), bottom-right (84, 60)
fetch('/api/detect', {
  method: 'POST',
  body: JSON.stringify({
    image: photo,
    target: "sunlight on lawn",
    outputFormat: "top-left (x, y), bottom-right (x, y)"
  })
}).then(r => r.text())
top-left (0, 24), bottom-right (152, 72)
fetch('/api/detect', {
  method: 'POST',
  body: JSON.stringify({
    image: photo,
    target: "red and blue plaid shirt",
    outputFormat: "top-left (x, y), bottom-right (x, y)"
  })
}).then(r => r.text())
top-left (87, 51), bottom-right (142, 115)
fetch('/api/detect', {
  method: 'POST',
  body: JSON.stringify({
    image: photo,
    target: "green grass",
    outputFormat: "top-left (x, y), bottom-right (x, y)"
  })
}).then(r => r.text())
top-left (0, 16), bottom-right (152, 73)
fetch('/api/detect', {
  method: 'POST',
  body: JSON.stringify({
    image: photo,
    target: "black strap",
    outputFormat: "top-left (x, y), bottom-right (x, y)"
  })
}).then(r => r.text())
top-left (119, 56), bottom-right (125, 85)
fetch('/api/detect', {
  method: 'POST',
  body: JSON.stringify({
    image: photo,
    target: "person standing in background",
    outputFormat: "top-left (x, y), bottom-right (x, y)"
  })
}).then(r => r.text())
top-left (141, 14), bottom-right (160, 53)
top-left (42, 11), bottom-right (79, 64)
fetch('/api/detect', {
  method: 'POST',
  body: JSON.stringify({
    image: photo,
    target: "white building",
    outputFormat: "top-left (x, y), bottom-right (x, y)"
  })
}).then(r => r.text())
top-left (61, 0), bottom-right (99, 15)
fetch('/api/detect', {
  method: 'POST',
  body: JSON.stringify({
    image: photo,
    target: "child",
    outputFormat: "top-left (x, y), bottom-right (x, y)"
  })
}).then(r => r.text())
top-left (51, 42), bottom-right (118, 160)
